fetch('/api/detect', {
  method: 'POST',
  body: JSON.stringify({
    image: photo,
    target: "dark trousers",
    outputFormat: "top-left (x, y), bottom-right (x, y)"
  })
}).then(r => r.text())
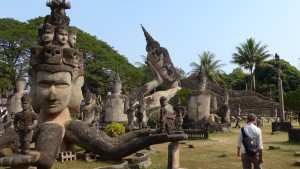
top-left (241, 153), bottom-right (262, 169)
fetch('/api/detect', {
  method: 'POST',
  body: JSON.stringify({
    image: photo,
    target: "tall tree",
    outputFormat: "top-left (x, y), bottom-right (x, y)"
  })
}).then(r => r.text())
top-left (255, 59), bottom-right (300, 99)
top-left (190, 51), bottom-right (226, 85)
top-left (175, 67), bottom-right (187, 80)
top-left (0, 17), bottom-right (145, 98)
top-left (231, 38), bottom-right (270, 91)
top-left (227, 67), bottom-right (247, 90)
top-left (0, 18), bottom-right (39, 96)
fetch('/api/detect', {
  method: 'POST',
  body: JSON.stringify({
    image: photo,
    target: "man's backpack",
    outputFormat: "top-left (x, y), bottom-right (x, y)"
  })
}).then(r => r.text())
top-left (241, 127), bottom-right (258, 156)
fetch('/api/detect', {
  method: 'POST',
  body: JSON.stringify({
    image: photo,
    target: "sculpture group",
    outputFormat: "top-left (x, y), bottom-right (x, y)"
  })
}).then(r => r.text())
top-left (0, 1), bottom-right (187, 169)
top-left (0, 1), bottom-right (282, 169)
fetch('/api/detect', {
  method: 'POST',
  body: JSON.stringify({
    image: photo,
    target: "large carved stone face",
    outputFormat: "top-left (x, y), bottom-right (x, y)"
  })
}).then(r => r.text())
top-left (56, 29), bottom-right (69, 45)
top-left (36, 71), bottom-right (72, 114)
top-left (42, 30), bottom-right (54, 43)
top-left (68, 34), bottom-right (77, 48)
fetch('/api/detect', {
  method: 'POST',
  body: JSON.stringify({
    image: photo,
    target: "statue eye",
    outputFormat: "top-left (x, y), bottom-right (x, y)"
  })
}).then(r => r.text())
top-left (55, 83), bottom-right (69, 88)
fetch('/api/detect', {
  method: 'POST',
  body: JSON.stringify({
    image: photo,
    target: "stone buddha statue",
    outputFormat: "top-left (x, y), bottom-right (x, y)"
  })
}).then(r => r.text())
top-left (80, 88), bottom-right (101, 126)
top-left (217, 89), bottom-right (231, 124)
top-left (187, 67), bottom-right (211, 122)
top-left (104, 70), bottom-right (128, 123)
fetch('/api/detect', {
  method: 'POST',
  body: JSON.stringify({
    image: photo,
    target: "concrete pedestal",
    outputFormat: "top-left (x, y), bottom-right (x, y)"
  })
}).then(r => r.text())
top-left (168, 142), bottom-right (180, 169)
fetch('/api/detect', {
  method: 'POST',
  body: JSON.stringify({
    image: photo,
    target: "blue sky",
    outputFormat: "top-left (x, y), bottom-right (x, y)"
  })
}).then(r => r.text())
top-left (1, 1), bottom-right (300, 74)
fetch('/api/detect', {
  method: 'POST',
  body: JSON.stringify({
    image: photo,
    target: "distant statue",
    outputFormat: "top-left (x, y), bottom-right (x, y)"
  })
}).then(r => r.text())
top-left (159, 96), bottom-right (170, 133)
top-left (173, 98), bottom-right (187, 130)
top-left (209, 95), bottom-right (219, 123)
top-left (141, 25), bottom-right (178, 88)
top-left (274, 53), bottom-right (282, 78)
top-left (80, 88), bottom-right (101, 127)
top-left (125, 102), bottom-right (135, 131)
top-left (6, 66), bottom-right (26, 129)
top-left (217, 89), bottom-right (231, 124)
top-left (14, 94), bottom-right (38, 154)
top-left (187, 67), bottom-right (212, 122)
top-left (105, 69), bottom-right (128, 123)
top-left (135, 104), bottom-right (144, 130)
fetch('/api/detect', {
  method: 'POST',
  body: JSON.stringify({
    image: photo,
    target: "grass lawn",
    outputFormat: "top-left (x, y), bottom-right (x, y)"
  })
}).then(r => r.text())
top-left (1, 121), bottom-right (300, 169)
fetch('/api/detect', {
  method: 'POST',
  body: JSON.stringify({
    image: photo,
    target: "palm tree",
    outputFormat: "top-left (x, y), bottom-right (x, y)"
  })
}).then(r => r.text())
top-left (231, 38), bottom-right (270, 91)
top-left (190, 51), bottom-right (226, 85)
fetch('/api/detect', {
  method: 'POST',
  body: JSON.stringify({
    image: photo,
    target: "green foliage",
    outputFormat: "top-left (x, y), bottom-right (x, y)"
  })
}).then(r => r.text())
top-left (75, 28), bottom-right (144, 96)
top-left (173, 88), bottom-right (191, 108)
top-left (0, 18), bottom-right (40, 95)
top-left (175, 67), bottom-right (187, 80)
top-left (226, 67), bottom-right (247, 90)
top-left (104, 122), bottom-right (125, 137)
top-left (255, 59), bottom-right (300, 99)
top-left (231, 38), bottom-right (270, 91)
top-left (284, 88), bottom-right (300, 111)
top-left (147, 110), bottom-right (159, 129)
top-left (0, 17), bottom-right (145, 97)
top-left (190, 51), bottom-right (226, 85)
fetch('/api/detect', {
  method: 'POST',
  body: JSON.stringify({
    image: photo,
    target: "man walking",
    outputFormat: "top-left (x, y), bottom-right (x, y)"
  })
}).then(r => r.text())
top-left (237, 113), bottom-right (263, 169)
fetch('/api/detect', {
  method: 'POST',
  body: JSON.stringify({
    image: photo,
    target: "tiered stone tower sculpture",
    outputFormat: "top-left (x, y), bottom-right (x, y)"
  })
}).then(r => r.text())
top-left (105, 69), bottom-right (128, 123)
top-left (6, 67), bottom-right (26, 128)
top-left (0, 1), bottom-right (187, 169)
top-left (274, 53), bottom-right (285, 122)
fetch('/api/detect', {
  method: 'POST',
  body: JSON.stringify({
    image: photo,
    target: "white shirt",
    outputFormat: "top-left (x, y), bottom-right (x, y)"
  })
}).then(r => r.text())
top-left (237, 123), bottom-right (263, 153)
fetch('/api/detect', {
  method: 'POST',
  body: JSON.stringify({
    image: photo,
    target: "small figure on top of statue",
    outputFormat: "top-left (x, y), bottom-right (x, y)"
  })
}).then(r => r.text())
top-left (14, 94), bottom-right (38, 154)
top-left (135, 104), bottom-right (144, 130)
top-left (159, 96), bottom-right (170, 134)
top-left (173, 97), bottom-right (187, 130)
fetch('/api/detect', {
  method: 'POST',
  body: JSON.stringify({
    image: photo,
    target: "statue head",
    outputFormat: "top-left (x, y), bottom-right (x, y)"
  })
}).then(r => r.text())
top-left (222, 89), bottom-right (229, 104)
top-left (197, 65), bottom-right (207, 92)
top-left (38, 23), bottom-right (55, 45)
top-left (113, 69), bottom-right (122, 94)
top-left (68, 29), bottom-right (77, 48)
top-left (21, 94), bottom-right (31, 110)
top-left (83, 88), bottom-right (94, 104)
top-left (55, 25), bottom-right (69, 46)
top-left (175, 97), bottom-right (181, 106)
top-left (160, 96), bottom-right (168, 107)
top-left (29, 46), bottom-right (84, 115)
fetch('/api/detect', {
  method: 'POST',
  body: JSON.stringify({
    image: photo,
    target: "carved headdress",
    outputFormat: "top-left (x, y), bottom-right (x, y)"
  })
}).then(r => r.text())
top-left (141, 25), bottom-right (160, 52)
top-left (29, 0), bottom-right (83, 80)
top-left (114, 68), bottom-right (121, 83)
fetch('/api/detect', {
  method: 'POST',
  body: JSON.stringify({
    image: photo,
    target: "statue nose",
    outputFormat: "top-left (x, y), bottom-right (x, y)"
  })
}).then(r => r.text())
top-left (46, 85), bottom-right (57, 101)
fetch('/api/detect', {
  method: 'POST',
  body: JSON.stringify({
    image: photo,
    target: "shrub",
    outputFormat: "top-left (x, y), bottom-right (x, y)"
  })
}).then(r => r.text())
top-left (104, 122), bottom-right (125, 137)
top-left (147, 110), bottom-right (160, 129)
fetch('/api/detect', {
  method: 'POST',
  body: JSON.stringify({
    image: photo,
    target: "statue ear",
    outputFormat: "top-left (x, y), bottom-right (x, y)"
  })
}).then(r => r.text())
top-left (69, 76), bottom-right (84, 114)
top-left (74, 76), bottom-right (84, 88)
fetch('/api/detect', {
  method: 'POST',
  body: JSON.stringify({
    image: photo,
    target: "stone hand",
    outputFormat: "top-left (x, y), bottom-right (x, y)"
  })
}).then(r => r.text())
top-left (0, 153), bottom-right (37, 166)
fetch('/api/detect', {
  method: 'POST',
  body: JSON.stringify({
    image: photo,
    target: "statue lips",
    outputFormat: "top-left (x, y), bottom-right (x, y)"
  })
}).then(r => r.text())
top-left (46, 100), bottom-right (61, 108)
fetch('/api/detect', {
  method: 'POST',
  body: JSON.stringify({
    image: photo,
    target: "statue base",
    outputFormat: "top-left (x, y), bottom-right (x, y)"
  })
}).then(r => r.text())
top-left (272, 122), bottom-right (292, 132)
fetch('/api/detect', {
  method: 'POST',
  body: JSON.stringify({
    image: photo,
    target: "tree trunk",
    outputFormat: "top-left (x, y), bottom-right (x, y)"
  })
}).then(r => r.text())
top-left (253, 73), bottom-right (256, 91)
